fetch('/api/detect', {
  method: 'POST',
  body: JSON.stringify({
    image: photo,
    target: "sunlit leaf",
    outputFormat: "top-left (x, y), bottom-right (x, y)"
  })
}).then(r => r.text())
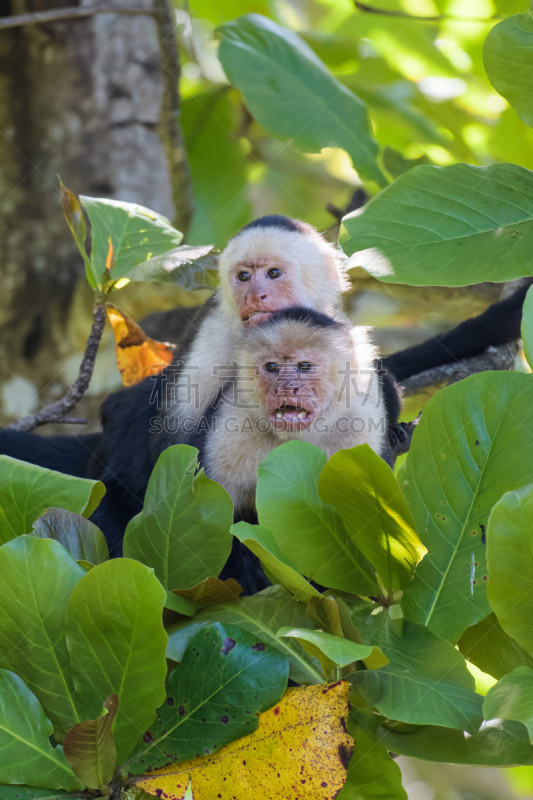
top-left (256, 441), bottom-right (380, 596)
top-left (522, 284), bottom-right (533, 369)
top-left (166, 586), bottom-right (323, 685)
top-left (63, 694), bottom-right (118, 790)
top-left (231, 522), bottom-right (321, 602)
top-left (318, 444), bottom-right (425, 595)
top-left (218, 14), bottom-right (385, 186)
top-left (340, 164), bottom-right (533, 286)
top-left (484, 10), bottom-right (533, 128)
top-left (106, 305), bottom-right (174, 387)
top-left (136, 682), bottom-right (352, 800)
top-left (128, 622), bottom-right (289, 774)
top-left (0, 536), bottom-right (85, 741)
top-left (487, 483), bottom-right (533, 658)
top-left (126, 245), bottom-right (217, 290)
top-left (32, 508), bottom-right (109, 566)
top-left (277, 627), bottom-right (386, 669)
top-left (0, 456), bottom-right (105, 545)
top-left (80, 196), bottom-right (183, 283)
top-left (0, 670), bottom-right (81, 790)
top-left (401, 372), bottom-right (533, 643)
top-left (65, 559), bottom-right (167, 765)
top-left (123, 446), bottom-right (233, 591)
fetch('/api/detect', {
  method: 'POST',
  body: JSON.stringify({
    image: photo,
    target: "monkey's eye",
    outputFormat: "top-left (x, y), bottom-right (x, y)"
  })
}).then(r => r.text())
top-left (267, 268), bottom-right (282, 279)
top-left (237, 271), bottom-right (251, 282)
top-left (264, 362), bottom-right (278, 373)
top-left (297, 362), bottom-right (313, 373)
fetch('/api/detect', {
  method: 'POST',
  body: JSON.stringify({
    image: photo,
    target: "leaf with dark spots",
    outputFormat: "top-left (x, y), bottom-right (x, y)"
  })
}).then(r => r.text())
top-left (480, 524), bottom-right (486, 544)
top-left (251, 643), bottom-right (266, 652)
top-left (222, 638), bottom-right (236, 655)
top-left (136, 683), bottom-right (352, 800)
top-left (167, 698), bottom-right (174, 707)
top-left (127, 623), bottom-right (288, 774)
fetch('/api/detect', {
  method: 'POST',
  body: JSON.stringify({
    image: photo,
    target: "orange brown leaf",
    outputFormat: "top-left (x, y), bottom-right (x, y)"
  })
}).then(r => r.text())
top-left (136, 681), bottom-right (353, 800)
top-left (106, 305), bottom-right (174, 387)
top-left (172, 577), bottom-right (243, 608)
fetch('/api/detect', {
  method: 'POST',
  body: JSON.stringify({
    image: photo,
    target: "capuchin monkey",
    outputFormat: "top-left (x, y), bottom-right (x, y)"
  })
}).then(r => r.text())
top-left (0, 215), bottom-right (531, 565)
top-left (192, 307), bottom-right (389, 517)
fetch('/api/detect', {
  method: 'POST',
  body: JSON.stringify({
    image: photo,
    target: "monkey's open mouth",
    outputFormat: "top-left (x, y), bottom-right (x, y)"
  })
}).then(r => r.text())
top-left (270, 405), bottom-right (314, 429)
top-left (242, 310), bottom-right (273, 325)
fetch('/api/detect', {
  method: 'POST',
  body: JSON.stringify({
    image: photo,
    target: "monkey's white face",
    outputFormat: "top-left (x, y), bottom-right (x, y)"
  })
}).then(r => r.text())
top-left (258, 355), bottom-right (327, 432)
top-left (230, 261), bottom-right (302, 327)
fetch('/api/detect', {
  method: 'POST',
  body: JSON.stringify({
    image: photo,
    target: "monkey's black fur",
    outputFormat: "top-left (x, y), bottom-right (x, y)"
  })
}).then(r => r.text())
top-left (1, 282), bottom-right (531, 588)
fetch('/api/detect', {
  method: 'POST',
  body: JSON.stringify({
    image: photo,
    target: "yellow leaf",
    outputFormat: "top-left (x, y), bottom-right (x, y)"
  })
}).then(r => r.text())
top-left (106, 305), bottom-right (174, 387)
top-left (137, 682), bottom-right (353, 800)
top-left (106, 236), bottom-right (115, 273)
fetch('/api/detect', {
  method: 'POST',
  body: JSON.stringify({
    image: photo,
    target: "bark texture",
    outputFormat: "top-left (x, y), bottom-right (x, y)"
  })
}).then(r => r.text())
top-left (0, 0), bottom-right (192, 425)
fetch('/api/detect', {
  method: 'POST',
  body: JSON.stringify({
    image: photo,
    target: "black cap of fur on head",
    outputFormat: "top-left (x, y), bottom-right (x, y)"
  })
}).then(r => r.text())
top-left (240, 215), bottom-right (316, 237)
top-left (268, 306), bottom-right (342, 329)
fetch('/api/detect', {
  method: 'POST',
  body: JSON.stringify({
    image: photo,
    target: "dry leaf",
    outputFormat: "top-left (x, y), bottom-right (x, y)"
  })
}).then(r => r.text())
top-left (172, 577), bottom-right (243, 608)
top-left (106, 305), bottom-right (174, 387)
top-left (137, 681), bottom-right (353, 800)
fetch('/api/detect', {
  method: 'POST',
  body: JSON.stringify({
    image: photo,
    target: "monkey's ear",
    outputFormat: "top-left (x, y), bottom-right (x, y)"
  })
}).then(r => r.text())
top-left (106, 305), bottom-right (175, 387)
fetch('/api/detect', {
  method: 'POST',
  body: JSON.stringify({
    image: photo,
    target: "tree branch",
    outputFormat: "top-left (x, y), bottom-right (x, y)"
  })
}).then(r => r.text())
top-left (7, 304), bottom-right (106, 432)
top-left (0, 5), bottom-right (155, 30)
top-left (401, 342), bottom-right (517, 398)
top-left (353, 2), bottom-right (500, 23)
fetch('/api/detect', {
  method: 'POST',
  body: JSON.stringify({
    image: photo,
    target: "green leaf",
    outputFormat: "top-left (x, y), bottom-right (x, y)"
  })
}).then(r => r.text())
top-left (487, 483), bottom-right (533, 657)
top-left (231, 522), bottom-right (321, 602)
top-left (377, 719), bottom-right (533, 766)
top-left (382, 146), bottom-right (431, 180)
top-left (484, 10), bottom-right (533, 128)
top-left (60, 182), bottom-right (96, 290)
top-left (350, 667), bottom-right (483, 733)
top-left (340, 164), bottom-right (533, 286)
top-left (79, 196), bottom-right (183, 283)
top-left (401, 372), bottom-right (533, 643)
top-left (484, 667), bottom-right (533, 743)
top-left (0, 536), bottom-right (85, 741)
top-left (522, 284), bottom-right (533, 369)
top-left (318, 445), bottom-right (425, 595)
top-left (166, 585), bottom-right (323, 685)
top-left (0, 670), bottom-right (80, 790)
top-left (277, 627), bottom-right (385, 668)
top-left (123, 446), bottom-right (233, 591)
top-left (65, 559), bottom-right (167, 765)
top-left (127, 622), bottom-right (289, 774)
top-left (350, 604), bottom-right (475, 691)
top-left (0, 456), bottom-right (105, 544)
top-left (458, 613), bottom-right (533, 681)
top-left (32, 508), bottom-right (109, 566)
top-left (182, 90), bottom-right (252, 249)
top-left (256, 442), bottom-right (380, 596)
top-left (337, 713), bottom-right (407, 800)
top-left (63, 694), bottom-right (118, 790)
top-left (0, 787), bottom-right (72, 800)
top-left (218, 14), bottom-right (385, 186)
top-left (124, 245), bottom-right (216, 289)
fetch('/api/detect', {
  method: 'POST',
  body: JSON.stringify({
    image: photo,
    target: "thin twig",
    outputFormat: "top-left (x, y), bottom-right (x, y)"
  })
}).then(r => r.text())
top-left (7, 304), bottom-right (106, 432)
top-left (0, 5), bottom-right (156, 30)
top-left (354, 2), bottom-right (501, 23)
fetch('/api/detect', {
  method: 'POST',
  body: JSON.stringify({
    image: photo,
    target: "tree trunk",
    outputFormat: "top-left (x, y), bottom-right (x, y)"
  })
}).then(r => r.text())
top-left (0, 0), bottom-right (192, 427)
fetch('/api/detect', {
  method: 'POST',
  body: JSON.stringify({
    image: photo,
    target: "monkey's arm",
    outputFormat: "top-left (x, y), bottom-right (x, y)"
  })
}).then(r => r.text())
top-left (381, 279), bottom-right (532, 383)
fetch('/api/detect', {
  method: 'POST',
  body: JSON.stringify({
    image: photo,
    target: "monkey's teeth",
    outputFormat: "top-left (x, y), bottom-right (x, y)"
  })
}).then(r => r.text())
top-left (276, 411), bottom-right (284, 418)
top-left (297, 411), bottom-right (307, 419)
